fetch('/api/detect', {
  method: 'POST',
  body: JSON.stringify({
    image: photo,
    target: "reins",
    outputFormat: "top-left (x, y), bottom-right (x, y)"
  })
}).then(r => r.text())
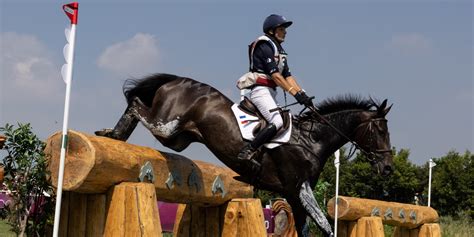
top-left (305, 105), bottom-right (389, 162)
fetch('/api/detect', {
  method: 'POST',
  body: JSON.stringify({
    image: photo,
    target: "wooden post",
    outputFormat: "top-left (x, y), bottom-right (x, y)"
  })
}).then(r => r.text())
top-left (174, 199), bottom-right (268, 237)
top-left (347, 221), bottom-right (358, 237)
top-left (174, 204), bottom-right (192, 236)
top-left (67, 192), bottom-right (87, 237)
top-left (393, 226), bottom-right (419, 237)
top-left (58, 191), bottom-right (70, 237)
top-left (221, 198), bottom-right (267, 237)
top-left (355, 217), bottom-right (384, 237)
top-left (418, 223), bottom-right (441, 237)
top-left (103, 182), bottom-right (162, 237)
top-left (85, 194), bottom-right (106, 237)
top-left (335, 220), bottom-right (358, 237)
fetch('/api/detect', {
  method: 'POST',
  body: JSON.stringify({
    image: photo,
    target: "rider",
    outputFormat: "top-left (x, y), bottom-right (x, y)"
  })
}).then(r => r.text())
top-left (237, 14), bottom-right (315, 167)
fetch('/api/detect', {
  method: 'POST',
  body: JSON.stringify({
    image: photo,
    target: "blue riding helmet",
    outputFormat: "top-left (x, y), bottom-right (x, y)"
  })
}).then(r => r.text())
top-left (263, 14), bottom-right (293, 34)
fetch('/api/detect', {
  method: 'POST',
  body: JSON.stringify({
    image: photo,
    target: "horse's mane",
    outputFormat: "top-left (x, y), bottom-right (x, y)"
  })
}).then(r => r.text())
top-left (316, 94), bottom-right (376, 115)
top-left (123, 73), bottom-right (180, 106)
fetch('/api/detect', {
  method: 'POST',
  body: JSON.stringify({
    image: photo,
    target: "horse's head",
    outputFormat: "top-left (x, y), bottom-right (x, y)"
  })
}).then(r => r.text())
top-left (354, 99), bottom-right (393, 176)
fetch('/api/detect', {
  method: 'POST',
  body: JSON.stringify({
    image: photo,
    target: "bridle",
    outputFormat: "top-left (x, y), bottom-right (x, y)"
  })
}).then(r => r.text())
top-left (305, 106), bottom-right (391, 163)
top-left (352, 118), bottom-right (392, 163)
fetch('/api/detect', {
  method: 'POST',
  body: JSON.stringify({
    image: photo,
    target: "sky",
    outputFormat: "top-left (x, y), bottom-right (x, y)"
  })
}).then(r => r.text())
top-left (0, 0), bottom-right (472, 167)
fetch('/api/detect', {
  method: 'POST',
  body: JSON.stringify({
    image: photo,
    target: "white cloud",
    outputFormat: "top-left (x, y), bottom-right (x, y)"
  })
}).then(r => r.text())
top-left (0, 32), bottom-right (61, 96)
top-left (97, 33), bottom-right (159, 76)
top-left (387, 33), bottom-right (433, 54)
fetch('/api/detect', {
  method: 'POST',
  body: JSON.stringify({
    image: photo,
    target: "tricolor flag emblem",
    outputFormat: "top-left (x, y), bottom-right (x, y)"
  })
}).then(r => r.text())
top-left (239, 115), bottom-right (249, 124)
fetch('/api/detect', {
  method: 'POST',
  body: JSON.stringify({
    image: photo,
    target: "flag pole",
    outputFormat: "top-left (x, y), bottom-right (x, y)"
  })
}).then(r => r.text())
top-left (428, 158), bottom-right (436, 207)
top-left (53, 3), bottom-right (78, 237)
top-left (334, 149), bottom-right (340, 237)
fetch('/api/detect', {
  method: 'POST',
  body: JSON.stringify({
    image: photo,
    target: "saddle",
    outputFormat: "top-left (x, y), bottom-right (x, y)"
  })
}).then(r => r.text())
top-left (238, 97), bottom-right (291, 136)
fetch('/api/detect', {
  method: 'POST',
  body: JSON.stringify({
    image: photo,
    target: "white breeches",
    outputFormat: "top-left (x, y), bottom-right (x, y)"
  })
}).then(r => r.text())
top-left (248, 86), bottom-right (284, 130)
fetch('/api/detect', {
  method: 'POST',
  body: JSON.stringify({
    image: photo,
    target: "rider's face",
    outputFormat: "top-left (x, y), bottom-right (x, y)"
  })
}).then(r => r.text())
top-left (274, 26), bottom-right (287, 43)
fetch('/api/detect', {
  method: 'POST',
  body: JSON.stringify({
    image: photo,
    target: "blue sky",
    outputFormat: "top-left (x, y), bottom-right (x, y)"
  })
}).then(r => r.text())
top-left (1, 0), bottom-right (472, 166)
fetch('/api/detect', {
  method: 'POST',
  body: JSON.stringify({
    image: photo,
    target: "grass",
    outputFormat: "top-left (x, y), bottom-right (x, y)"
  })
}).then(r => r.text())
top-left (0, 220), bottom-right (15, 237)
top-left (440, 215), bottom-right (473, 237)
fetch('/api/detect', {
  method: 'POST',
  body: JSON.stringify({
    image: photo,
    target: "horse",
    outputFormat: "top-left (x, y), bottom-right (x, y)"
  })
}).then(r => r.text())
top-left (96, 73), bottom-right (394, 236)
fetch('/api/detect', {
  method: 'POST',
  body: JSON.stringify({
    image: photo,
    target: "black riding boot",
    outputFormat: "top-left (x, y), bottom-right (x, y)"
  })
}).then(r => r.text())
top-left (237, 123), bottom-right (277, 171)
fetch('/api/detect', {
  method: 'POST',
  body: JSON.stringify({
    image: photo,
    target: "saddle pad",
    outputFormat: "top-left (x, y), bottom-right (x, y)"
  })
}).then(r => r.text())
top-left (231, 104), bottom-right (291, 149)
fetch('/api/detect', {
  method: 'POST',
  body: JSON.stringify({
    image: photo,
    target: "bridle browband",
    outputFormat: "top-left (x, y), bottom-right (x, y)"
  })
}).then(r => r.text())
top-left (306, 106), bottom-right (390, 163)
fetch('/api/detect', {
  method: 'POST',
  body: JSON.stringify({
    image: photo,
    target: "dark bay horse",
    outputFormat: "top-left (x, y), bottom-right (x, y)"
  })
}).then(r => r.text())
top-left (96, 73), bottom-right (393, 236)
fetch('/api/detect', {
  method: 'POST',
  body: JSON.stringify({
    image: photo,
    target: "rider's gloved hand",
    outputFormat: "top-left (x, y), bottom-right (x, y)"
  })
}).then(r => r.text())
top-left (294, 90), bottom-right (314, 108)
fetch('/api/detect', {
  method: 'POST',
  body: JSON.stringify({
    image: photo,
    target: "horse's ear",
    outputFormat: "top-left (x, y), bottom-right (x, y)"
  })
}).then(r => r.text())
top-left (380, 103), bottom-right (393, 116)
top-left (379, 99), bottom-right (388, 110)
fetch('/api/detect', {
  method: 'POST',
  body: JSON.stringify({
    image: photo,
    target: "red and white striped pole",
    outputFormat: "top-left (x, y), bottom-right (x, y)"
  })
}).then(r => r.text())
top-left (53, 2), bottom-right (78, 237)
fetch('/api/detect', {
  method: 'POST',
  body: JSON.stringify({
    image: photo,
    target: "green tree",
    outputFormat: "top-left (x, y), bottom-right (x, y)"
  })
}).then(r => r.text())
top-left (382, 149), bottom-right (419, 203)
top-left (429, 151), bottom-right (473, 218)
top-left (320, 148), bottom-right (420, 203)
top-left (0, 123), bottom-right (55, 237)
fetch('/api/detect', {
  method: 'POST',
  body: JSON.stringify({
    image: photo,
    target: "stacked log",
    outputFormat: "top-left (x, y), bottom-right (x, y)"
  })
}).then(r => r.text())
top-left (44, 130), bottom-right (253, 206)
top-left (45, 130), bottom-right (263, 236)
top-left (327, 196), bottom-right (441, 237)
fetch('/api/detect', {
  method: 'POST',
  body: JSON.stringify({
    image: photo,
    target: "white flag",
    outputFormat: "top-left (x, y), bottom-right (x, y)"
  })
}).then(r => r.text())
top-left (334, 149), bottom-right (340, 167)
top-left (429, 158), bottom-right (436, 168)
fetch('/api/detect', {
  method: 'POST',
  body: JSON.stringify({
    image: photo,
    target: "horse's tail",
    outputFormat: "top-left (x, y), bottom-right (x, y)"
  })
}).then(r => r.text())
top-left (123, 73), bottom-right (179, 107)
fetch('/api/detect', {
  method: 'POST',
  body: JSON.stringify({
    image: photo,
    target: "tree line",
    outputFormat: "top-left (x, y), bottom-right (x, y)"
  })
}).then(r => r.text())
top-left (257, 147), bottom-right (472, 219)
top-left (321, 148), bottom-right (472, 218)
top-left (0, 123), bottom-right (472, 236)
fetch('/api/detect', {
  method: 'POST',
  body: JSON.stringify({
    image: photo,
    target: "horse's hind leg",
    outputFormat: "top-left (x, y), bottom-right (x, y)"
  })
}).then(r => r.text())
top-left (95, 105), bottom-right (139, 141)
top-left (299, 181), bottom-right (334, 237)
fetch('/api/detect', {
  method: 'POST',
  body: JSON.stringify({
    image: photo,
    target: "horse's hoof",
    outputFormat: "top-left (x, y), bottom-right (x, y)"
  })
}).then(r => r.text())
top-left (95, 128), bottom-right (113, 137)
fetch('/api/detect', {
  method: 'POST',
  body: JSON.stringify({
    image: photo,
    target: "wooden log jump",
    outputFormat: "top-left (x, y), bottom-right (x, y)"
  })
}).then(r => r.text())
top-left (45, 130), bottom-right (267, 236)
top-left (45, 130), bottom-right (253, 206)
top-left (328, 196), bottom-right (441, 237)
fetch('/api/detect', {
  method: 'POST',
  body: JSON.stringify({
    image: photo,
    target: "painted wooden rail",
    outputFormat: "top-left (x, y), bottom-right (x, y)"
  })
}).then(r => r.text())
top-left (327, 196), bottom-right (441, 237)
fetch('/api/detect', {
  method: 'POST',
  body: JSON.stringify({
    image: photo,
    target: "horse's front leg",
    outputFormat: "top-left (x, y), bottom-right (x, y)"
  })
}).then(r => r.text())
top-left (287, 197), bottom-right (311, 237)
top-left (95, 103), bottom-right (139, 141)
top-left (299, 181), bottom-right (334, 237)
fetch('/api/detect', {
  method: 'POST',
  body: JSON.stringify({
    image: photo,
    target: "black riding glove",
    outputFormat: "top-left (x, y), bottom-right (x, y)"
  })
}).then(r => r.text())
top-left (294, 90), bottom-right (314, 108)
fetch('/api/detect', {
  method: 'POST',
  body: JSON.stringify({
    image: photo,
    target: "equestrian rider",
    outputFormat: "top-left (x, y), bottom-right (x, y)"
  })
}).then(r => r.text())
top-left (237, 14), bottom-right (315, 168)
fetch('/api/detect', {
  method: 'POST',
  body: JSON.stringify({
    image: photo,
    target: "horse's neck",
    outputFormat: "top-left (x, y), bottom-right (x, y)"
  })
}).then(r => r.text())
top-left (316, 110), bottom-right (366, 157)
